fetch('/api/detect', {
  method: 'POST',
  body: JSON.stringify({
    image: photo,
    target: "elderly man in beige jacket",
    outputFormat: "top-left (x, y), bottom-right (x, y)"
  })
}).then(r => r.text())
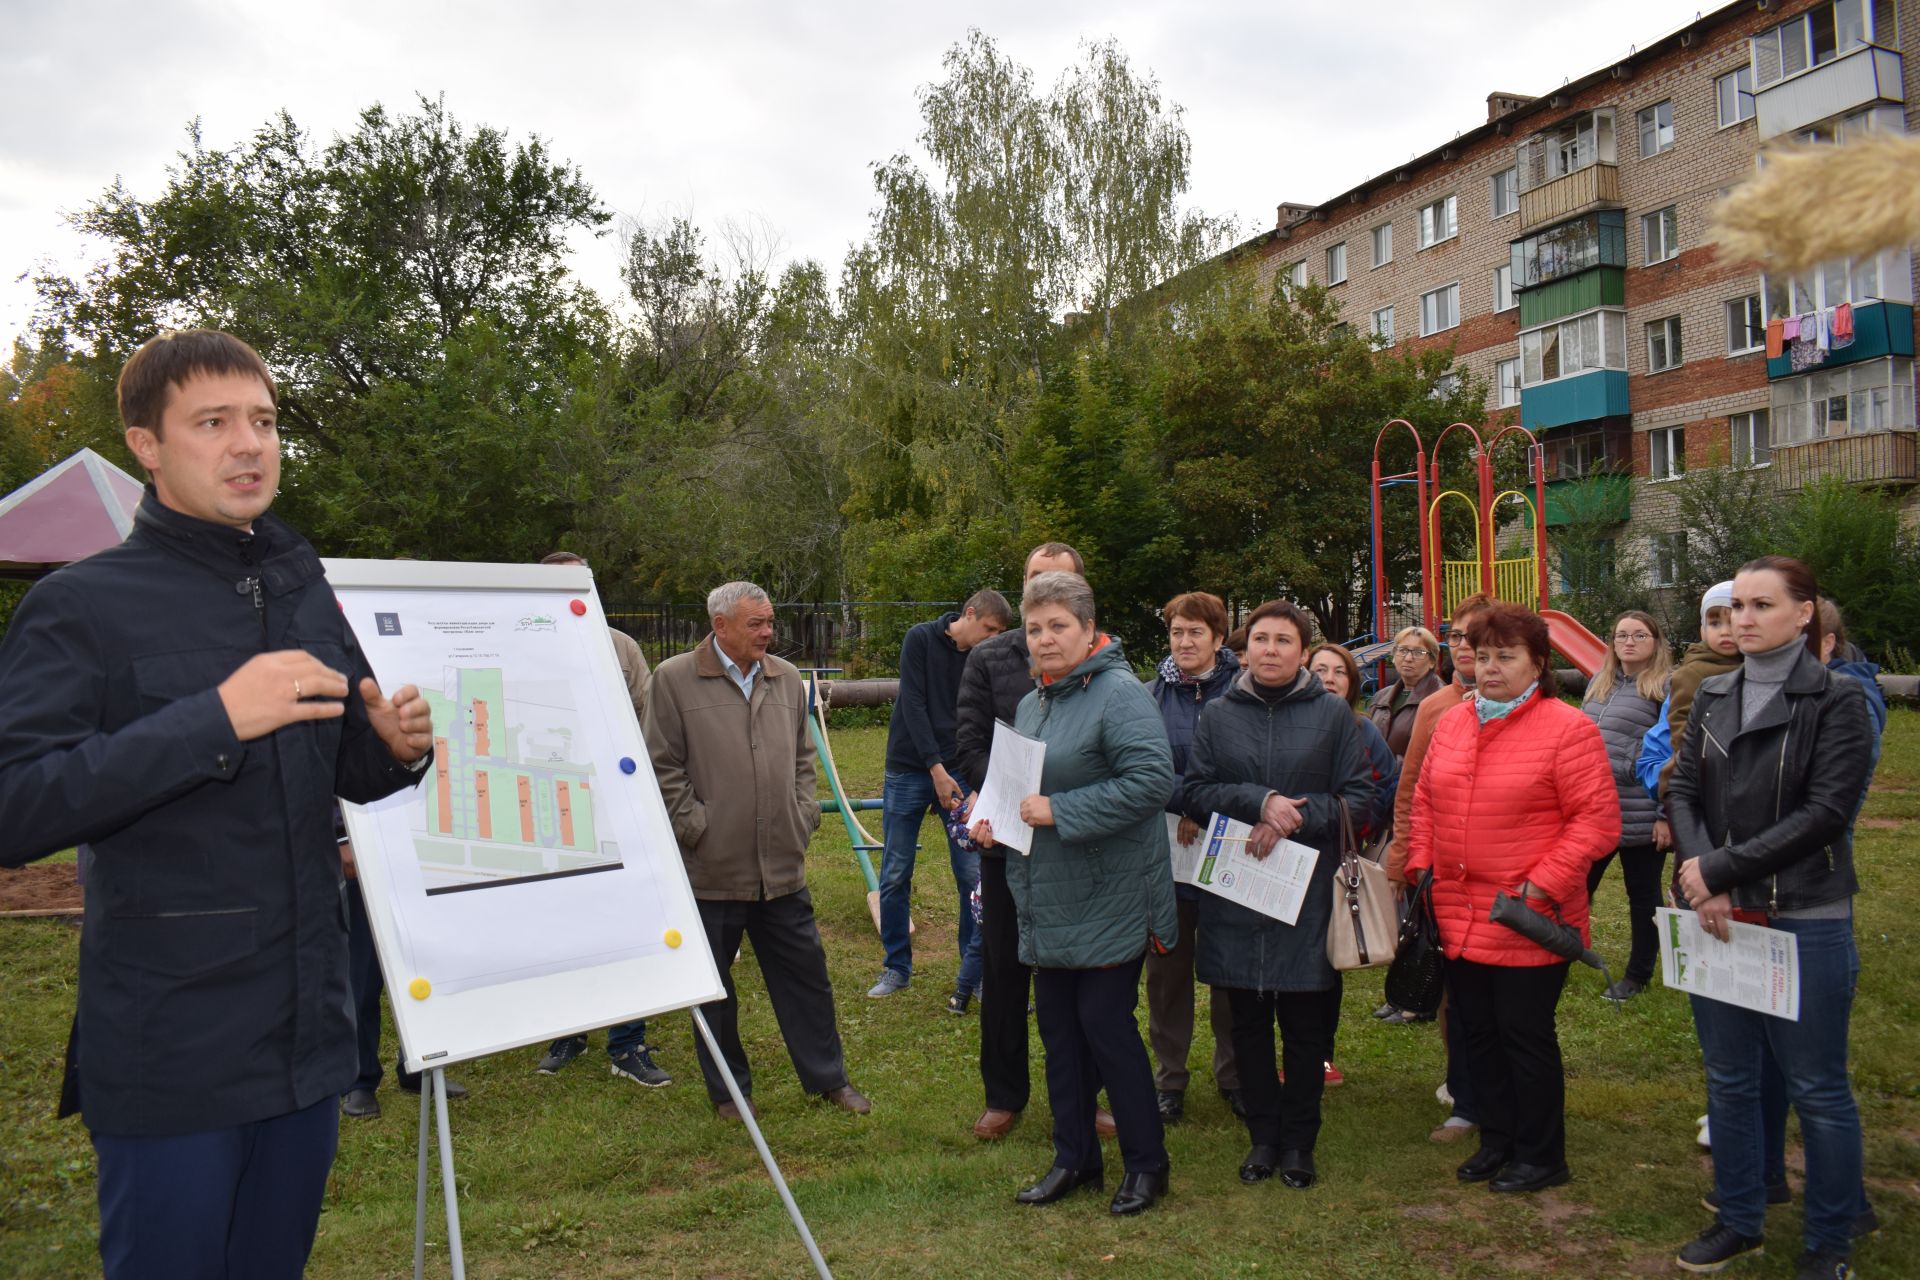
top-left (644, 581), bottom-right (870, 1118)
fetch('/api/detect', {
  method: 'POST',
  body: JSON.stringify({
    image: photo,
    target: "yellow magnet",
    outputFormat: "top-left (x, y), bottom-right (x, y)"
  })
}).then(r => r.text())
top-left (663, 928), bottom-right (683, 949)
top-left (408, 977), bottom-right (432, 1000)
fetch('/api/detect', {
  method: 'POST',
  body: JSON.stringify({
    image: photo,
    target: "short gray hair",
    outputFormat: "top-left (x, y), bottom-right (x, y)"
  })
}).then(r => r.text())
top-left (1021, 571), bottom-right (1095, 626)
top-left (707, 580), bottom-right (771, 622)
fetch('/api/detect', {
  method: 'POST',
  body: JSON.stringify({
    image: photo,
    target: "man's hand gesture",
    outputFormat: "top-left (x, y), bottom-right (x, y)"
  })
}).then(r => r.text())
top-left (218, 651), bottom-right (351, 741)
top-left (361, 679), bottom-right (432, 765)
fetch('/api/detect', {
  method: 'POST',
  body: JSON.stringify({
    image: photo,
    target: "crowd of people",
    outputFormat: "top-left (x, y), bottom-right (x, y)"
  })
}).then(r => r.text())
top-left (0, 329), bottom-right (1889, 1280)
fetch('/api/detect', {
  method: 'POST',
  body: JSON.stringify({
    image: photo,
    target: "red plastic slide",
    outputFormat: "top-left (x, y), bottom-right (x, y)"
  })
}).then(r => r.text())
top-left (1539, 609), bottom-right (1608, 678)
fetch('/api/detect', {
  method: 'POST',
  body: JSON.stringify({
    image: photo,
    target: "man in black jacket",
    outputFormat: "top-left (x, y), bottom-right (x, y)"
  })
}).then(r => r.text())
top-left (0, 330), bottom-right (434, 1279)
top-left (868, 589), bottom-right (1011, 1009)
top-left (952, 541), bottom-right (1083, 1140)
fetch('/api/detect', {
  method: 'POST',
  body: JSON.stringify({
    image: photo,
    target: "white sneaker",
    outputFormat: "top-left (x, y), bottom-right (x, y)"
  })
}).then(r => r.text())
top-left (1435, 1082), bottom-right (1454, 1107)
top-left (1696, 1118), bottom-right (1712, 1149)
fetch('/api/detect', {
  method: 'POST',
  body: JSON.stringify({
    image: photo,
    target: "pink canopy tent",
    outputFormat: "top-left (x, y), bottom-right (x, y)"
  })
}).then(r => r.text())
top-left (0, 448), bottom-right (145, 580)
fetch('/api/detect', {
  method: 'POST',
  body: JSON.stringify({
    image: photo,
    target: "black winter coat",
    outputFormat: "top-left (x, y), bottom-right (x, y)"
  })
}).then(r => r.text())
top-left (954, 628), bottom-right (1033, 856)
top-left (1184, 668), bottom-right (1373, 992)
top-left (1669, 645), bottom-right (1873, 913)
top-left (0, 493), bottom-right (428, 1135)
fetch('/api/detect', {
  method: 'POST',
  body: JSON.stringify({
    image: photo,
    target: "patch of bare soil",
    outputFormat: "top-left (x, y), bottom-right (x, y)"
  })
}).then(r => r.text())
top-left (0, 863), bottom-right (83, 914)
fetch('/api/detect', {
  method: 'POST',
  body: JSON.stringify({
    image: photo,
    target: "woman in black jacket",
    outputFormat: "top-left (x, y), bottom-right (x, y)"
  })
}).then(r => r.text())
top-left (1667, 556), bottom-right (1875, 1279)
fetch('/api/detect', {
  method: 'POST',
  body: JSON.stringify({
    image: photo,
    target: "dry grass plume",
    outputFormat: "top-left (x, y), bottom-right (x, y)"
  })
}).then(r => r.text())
top-left (1712, 131), bottom-right (1920, 273)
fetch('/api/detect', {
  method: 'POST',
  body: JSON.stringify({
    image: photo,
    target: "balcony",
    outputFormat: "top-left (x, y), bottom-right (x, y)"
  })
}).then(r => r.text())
top-left (1766, 302), bottom-right (1913, 380)
top-left (1519, 163), bottom-right (1621, 234)
top-left (1520, 368), bottom-right (1629, 432)
top-left (1755, 43), bottom-right (1903, 140)
top-left (1772, 428), bottom-right (1918, 491)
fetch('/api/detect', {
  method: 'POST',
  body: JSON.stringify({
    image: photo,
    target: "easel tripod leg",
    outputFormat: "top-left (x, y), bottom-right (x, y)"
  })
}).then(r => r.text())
top-left (433, 1067), bottom-right (467, 1280)
top-left (690, 1006), bottom-right (833, 1280)
top-left (413, 1080), bottom-right (430, 1280)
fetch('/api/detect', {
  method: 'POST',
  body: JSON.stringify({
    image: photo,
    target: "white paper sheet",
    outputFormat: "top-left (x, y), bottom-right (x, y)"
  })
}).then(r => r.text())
top-left (1191, 813), bottom-right (1319, 924)
top-left (1164, 812), bottom-right (1204, 886)
top-left (1656, 907), bottom-right (1800, 1020)
top-left (973, 721), bottom-right (1047, 855)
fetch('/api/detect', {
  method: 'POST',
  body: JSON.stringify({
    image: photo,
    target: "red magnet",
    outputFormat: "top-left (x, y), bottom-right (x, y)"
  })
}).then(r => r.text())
top-left (569, 598), bottom-right (587, 616)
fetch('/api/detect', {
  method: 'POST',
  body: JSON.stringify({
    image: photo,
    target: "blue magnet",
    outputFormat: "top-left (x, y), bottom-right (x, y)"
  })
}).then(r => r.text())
top-left (619, 756), bottom-right (637, 774)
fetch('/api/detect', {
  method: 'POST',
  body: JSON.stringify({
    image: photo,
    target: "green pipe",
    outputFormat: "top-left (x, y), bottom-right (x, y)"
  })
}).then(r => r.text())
top-left (808, 712), bottom-right (880, 892)
top-left (819, 798), bottom-right (885, 813)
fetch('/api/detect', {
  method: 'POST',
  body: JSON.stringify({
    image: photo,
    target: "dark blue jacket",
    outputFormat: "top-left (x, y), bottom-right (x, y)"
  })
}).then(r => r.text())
top-left (1148, 649), bottom-right (1239, 902)
top-left (884, 613), bottom-right (968, 776)
top-left (0, 493), bottom-right (428, 1136)
top-left (1184, 668), bottom-right (1373, 993)
top-left (1352, 713), bottom-right (1400, 839)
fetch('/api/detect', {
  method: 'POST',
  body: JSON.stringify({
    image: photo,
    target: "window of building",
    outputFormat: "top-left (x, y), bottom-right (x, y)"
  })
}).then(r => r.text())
top-left (1515, 110), bottom-right (1617, 194)
top-left (1725, 295), bottom-right (1765, 355)
top-left (1637, 100), bottom-right (1675, 157)
top-left (1520, 308), bottom-right (1629, 386)
top-left (1548, 427), bottom-right (1620, 480)
top-left (1429, 371), bottom-right (1462, 400)
top-left (1651, 531), bottom-right (1688, 587)
top-left (1496, 357), bottom-right (1521, 408)
top-left (1730, 409), bottom-right (1772, 467)
top-left (1418, 195), bottom-right (1458, 249)
top-left (1371, 305), bottom-right (1395, 345)
top-left (1420, 283), bottom-right (1460, 336)
top-left (1326, 242), bottom-right (1347, 285)
top-left (1716, 65), bottom-right (1756, 126)
top-left (1763, 248), bottom-right (1915, 318)
top-left (1558, 538), bottom-right (1618, 592)
top-left (1372, 222), bottom-right (1393, 267)
top-left (1770, 357), bottom-right (1916, 442)
top-left (1642, 206), bottom-right (1680, 264)
top-left (1647, 316), bottom-right (1683, 372)
top-left (1490, 167), bottom-right (1519, 219)
top-left (1493, 264), bottom-right (1515, 313)
top-left (1511, 209), bottom-right (1627, 288)
top-left (1286, 260), bottom-right (1307, 289)
top-left (1649, 426), bottom-right (1686, 481)
top-left (1751, 1), bottom-right (1896, 91)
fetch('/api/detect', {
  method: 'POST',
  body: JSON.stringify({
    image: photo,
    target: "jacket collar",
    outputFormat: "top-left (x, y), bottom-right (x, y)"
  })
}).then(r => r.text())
top-left (131, 487), bottom-right (323, 598)
top-left (693, 632), bottom-right (784, 682)
top-left (1034, 634), bottom-right (1125, 697)
top-left (1226, 665), bottom-right (1323, 705)
top-left (1701, 644), bottom-right (1829, 740)
top-left (1369, 670), bottom-right (1443, 709)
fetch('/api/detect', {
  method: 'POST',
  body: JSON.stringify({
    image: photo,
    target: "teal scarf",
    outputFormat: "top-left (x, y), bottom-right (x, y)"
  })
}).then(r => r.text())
top-left (1475, 681), bottom-right (1538, 724)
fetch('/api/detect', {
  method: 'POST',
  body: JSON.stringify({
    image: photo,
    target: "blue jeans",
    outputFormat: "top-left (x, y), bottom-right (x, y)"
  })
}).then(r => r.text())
top-left (877, 769), bottom-right (982, 990)
top-left (1691, 916), bottom-right (1862, 1253)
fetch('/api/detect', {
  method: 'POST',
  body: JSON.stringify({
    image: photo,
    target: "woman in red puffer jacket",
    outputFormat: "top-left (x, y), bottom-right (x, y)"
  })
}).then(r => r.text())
top-left (1406, 602), bottom-right (1620, 1195)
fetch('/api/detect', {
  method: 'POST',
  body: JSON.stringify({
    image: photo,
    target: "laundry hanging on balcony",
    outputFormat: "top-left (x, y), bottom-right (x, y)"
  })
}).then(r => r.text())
top-left (1832, 302), bottom-right (1855, 349)
top-left (1765, 317), bottom-right (1786, 359)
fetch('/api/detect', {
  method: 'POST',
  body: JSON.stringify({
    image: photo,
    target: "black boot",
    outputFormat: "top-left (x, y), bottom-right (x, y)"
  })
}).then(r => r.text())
top-left (1109, 1165), bottom-right (1170, 1215)
top-left (1015, 1166), bottom-right (1102, 1206)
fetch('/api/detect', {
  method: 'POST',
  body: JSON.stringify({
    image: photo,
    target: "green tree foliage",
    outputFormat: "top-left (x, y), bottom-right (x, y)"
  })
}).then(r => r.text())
top-left (1665, 450), bottom-right (1780, 637)
top-left (36, 97), bottom-right (612, 561)
top-left (1549, 478), bottom-right (1656, 638)
top-left (1780, 476), bottom-right (1920, 667)
top-left (1158, 279), bottom-right (1498, 641)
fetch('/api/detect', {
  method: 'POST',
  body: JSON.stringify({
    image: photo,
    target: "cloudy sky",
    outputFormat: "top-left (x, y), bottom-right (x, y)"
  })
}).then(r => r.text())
top-left (2, 0), bottom-right (1698, 344)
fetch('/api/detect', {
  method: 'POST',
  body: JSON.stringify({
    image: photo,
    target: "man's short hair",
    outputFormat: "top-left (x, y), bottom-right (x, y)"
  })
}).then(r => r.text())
top-left (963, 588), bottom-right (1013, 627)
top-left (541, 551), bottom-right (587, 566)
top-left (118, 329), bottom-right (277, 436)
top-left (707, 580), bottom-right (770, 621)
top-left (1026, 541), bottom-right (1085, 574)
top-left (1021, 571), bottom-right (1096, 626)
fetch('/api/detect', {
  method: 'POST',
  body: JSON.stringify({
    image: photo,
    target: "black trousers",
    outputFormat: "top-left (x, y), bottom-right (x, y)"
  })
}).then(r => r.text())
top-left (1226, 980), bottom-right (1343, 1151)
top-left (978, 855), bottom-right (1033, 1112)
top-left (1032, 957), bottom-right (1165, 1174)
top-left (1586, 843), bottom-right (1664, 985)
top-left (345, 879), bottom-right (418, 1091)
top-left (692, 889), bottom-right (850, 1104)
top-left (1445, 958), bottom-right (1571, 1168)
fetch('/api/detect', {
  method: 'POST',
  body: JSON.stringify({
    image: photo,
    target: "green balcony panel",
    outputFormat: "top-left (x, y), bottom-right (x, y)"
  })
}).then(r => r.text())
top-left (1519, 269), bottom-right (1625, 328)
top-left (1521, 370), bottom-right (1629, 431)
top-left (1766, 302), bottom-right (1913, 379)
top-left (1539, 472), bottom-right (1633, 528)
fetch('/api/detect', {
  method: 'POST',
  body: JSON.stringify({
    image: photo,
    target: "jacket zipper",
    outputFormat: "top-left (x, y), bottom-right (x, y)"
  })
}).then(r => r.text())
top-left (1770, 717), bottom-right (1788, 914)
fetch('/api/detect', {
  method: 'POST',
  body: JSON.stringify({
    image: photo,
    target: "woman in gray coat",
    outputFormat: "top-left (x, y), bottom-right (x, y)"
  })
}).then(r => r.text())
top-left (970, 572), bottom-right (1178, 1216)
top-left (1185, 600), bottom-right (1373, 1192)
top-left (1581, 609), bottom-right (1671, 1001)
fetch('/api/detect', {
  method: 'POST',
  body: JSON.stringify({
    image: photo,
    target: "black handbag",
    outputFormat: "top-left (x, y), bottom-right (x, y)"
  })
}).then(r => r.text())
top-left (1383, 870), bottom-right (1446, 1015)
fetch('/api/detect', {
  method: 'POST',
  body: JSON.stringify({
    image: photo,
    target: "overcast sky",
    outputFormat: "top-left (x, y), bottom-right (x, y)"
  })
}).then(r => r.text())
top-left (2, 0), bottom-right (1699, 345)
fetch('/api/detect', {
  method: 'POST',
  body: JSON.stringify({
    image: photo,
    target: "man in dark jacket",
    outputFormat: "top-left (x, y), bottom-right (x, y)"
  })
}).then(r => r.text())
top-left (952, 541), bottom-right (1083, 1139)
top-left (0, 331), bottom-right (434, 1280)
top-left (869, 589), bottom-right (1011, 1008)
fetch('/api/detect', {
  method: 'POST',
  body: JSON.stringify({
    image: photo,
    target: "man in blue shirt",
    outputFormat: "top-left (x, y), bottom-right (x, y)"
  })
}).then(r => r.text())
top-left (868, 591), bottom-right (1012, 1011)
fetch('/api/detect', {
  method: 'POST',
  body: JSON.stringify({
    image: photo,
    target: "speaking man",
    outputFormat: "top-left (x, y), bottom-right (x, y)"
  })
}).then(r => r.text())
top-left (0, 330), bottom-right (434, 1278)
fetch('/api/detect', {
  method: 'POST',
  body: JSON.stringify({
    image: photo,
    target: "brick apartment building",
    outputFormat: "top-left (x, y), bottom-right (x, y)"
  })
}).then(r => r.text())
top-left (1230, 0), bottom-right (1917, 598)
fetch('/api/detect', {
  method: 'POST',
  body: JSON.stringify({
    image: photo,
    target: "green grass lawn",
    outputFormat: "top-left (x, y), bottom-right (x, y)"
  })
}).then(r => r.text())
top-left (4, 713), bottom-right (1917, 1278)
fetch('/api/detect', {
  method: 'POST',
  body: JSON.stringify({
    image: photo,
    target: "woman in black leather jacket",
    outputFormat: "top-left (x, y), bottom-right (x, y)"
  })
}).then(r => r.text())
top-left (1666, 556), bottom-right (1875, 1279)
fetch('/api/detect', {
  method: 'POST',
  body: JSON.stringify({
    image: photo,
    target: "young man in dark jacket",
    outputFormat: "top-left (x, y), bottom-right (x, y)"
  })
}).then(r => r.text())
top-left (952, 541), bottom-right (1084, 1140)
top-left (0, 331), bottom-right (435, 1280)
top-left (869, 589), bottom-right (1011, 1008)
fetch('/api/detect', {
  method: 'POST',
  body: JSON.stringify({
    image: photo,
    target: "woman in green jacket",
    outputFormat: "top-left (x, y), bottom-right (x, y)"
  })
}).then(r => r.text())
top-left (970, 571), bottom-right (1178, 1216)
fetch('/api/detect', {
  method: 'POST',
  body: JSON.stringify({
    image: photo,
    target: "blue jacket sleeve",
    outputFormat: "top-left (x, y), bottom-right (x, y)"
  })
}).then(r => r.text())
top-left (0, 578), bottom-right (247, 865)
top-left (1635, 694), bottom-right (1673, 802)
top-left (891, 624), bottom-right (944, 772)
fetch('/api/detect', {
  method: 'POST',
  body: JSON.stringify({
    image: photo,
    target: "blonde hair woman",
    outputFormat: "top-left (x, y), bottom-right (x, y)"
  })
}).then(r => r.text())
top-left (1366, 626), bottom-right (1443, 757)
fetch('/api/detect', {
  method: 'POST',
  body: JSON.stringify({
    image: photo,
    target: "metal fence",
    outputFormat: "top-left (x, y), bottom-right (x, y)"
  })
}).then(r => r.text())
top-left (601, 600), bottom-right (966, 674)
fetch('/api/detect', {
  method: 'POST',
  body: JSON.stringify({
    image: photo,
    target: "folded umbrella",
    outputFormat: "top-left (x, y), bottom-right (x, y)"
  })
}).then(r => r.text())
top-left (1489, 890), bottom-right (1614, 995)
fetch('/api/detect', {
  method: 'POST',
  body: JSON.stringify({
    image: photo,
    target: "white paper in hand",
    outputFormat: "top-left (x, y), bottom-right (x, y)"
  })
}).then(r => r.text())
top-left (973, 721), bottom-right (1047, 855)
top-left (1164, 813), bottom-right (1204, 887)
top-left (1656, 907), bottom-right (1800, 1020)
top-left (1192, 813), bottom-right (1319, 924)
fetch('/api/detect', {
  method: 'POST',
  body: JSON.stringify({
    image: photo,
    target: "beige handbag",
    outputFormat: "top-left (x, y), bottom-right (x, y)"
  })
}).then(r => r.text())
top-left (1327, 800), bottom-right (1398, 971)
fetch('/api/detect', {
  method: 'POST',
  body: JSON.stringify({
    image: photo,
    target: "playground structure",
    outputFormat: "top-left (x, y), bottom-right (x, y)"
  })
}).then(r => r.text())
top-left (1371, 419), bottom-right (1607, 678)
top-left (800, 671), bottom-right (901, 939)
